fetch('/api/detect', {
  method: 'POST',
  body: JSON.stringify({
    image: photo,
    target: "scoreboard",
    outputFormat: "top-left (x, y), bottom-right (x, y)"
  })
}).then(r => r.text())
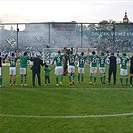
top-left (52, 22), bottom-right (76, 31)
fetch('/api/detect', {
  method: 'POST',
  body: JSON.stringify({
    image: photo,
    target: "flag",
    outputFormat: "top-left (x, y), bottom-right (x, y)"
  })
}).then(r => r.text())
top-left (6, 38), bottom-right (16, 47)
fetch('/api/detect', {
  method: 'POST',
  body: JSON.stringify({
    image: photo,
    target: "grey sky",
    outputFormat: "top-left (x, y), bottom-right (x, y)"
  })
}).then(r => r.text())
top-left (0, 0), bottom-right (132, 23)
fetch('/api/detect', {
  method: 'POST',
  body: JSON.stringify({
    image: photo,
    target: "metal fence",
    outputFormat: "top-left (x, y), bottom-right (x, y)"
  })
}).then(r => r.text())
top-left (0, 22), bottom-right (133, 54)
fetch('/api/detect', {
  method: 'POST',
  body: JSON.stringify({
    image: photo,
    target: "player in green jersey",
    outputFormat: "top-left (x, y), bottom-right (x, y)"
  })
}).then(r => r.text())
top-left (44, 64), bottom-right (53, 86)
top-left (119, 53), bottom-right (129, 86)
top-left (88, 51), bottom-right (99, 85)
top-left (52, 50), bottom-right (64, 86)
top-left (18, 52), bottom-right (30, 86)
top-left (67, 47), bottom-right (78, 85)
top-left (8, 52), bottom-right (18, 86)
top-left (77, 52), bottom-right (88, 83)
top-left (97, 53), bottom-right (107, 84)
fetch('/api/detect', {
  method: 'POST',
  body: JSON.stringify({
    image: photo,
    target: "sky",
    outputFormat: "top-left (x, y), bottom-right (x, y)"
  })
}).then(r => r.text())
top-left (0, 0), bottom-right (133, 23)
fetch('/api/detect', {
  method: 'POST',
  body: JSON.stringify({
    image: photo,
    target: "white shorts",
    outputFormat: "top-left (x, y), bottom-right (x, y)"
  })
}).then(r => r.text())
top-left (99, 67), bottom-right (105, 74)
top-left (90, 67), bottom-right (97, 74)
top-left (20, 68), bottom-right (27, 75)
top-left (68, 66), bottom-right (75, 74)
top-left (120, 68), bottom-right (128, 76)
top-left (78, 67), bottom-right (84, 74)
top-left (55, 66), bottom-right (63, 75)
top-left (0, 67), bottom-right (1, 76)
top-left (10, 67), bottom-right (16, 76)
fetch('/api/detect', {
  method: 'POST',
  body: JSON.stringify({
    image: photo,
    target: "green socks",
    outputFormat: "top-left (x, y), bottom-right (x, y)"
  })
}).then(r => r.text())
top-left (14, 80), bottom-right (16, 84)
top-left (94, 76), bottom-right (96, 83)
top-left (120, 77), bottom-right (123, 85)
top-left (68, 75), bottom-right (71, 82)
top-left (120, 77), bottom-right (128, 85)
top-left (78, 74), bottom-right (84, 83)
top-left (81, 75), bottom-right (84, 82)
top-left (90, 75), bottom-right (92, 82)
top-left (78, 74), bottom-right (80, 82)
top-left (103, 75), bottom-right (105, 82)
top-left (125, 78), bottom-right (128, 85)
top-left (56, 76), bottom-right (58, 84)
top-left (60, 75), bottom-right (63, 82)
top-left (21, 78), bottom-right (23, 84)
top-left (72, 74), bottom-right (75, 81)
top-left (100, 76), bottom-right (102, 83)
top-left (24, 78), bottom-right (27, 84)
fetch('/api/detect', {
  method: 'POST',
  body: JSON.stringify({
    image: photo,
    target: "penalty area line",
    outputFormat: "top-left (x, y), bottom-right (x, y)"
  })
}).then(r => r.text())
top-left (0, 113), bottom-right (133, 119)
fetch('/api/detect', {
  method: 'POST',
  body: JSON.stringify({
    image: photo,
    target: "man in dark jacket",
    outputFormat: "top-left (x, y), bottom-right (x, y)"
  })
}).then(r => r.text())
top-left (108, 53), bottom-right (117, 85)
top-left (31, 54), bottom-right (45, 86)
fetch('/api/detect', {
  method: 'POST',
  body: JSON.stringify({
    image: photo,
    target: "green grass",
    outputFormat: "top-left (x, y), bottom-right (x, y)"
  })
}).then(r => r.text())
top-left (0, 65), bottom-right (133, 133)
top-left (1, 65), bottom-right (132, 88)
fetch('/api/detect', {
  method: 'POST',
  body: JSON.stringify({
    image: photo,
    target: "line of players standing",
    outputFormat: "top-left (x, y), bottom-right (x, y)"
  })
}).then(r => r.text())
top-left (52, 47), bottom-right (133, 87)
top-left (0, 48), bottom-right (133, 87)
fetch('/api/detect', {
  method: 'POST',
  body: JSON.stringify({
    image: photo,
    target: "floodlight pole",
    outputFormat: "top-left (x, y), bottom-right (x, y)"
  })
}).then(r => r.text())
top-left (81, 23), bottom-right (83, 48)
top-left (112, 22), bottom-right (115, 53)
top-left (48, 23), bottom-right (51, 44)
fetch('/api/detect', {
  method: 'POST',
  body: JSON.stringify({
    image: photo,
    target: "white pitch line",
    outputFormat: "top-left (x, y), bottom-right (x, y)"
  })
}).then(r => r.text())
top-left (0, 113), bottom-right (133, 119)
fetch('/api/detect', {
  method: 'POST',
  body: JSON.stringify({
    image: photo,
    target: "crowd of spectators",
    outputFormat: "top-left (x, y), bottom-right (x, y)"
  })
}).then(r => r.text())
top-left (0, 27), bottom-right (132, 54)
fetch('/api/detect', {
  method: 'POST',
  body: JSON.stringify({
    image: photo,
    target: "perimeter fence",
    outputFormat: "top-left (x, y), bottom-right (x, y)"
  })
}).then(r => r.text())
top-left (0, 22), bottom-right (133, 54)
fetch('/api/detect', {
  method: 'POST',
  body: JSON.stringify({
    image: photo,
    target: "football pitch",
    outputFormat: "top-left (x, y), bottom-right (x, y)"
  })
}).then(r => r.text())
top-left (0, 66), bottom-right (133, 133)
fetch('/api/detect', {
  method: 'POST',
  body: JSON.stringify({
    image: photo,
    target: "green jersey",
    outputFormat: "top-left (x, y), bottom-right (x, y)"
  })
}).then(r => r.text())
top-left (98, 56), bottom-right (107, 68)
top-left (119, 56), bottom-right (129, 69)
top-left (8, 57), bottom-right (18, 67)
top-left (77, 55), bottom-right (88, 68)
top-left (18, 56), bottom-right (30, 68)
top-left (44, 67), bottom-right (53, 76)
top-left (54, 54), bottom-right (64, 66)
top-left (67, 54), bottom-right (76, 66)
top-left (88, 55), bottom-right (98, 67)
